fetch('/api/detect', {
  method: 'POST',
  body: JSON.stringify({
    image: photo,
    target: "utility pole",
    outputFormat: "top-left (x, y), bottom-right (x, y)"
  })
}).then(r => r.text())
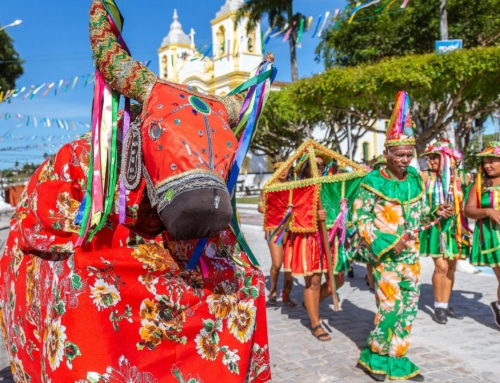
top-left (439, 0), bottom-right (456, 148)
top-left (439, 0), bottom-right (448, 40)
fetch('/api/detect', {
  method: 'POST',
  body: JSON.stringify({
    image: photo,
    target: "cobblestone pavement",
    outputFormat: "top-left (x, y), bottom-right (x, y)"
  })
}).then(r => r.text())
top-left (241, 222), bottom-right (500, 382)
top-left (0, 208), bottom-right (499, 382)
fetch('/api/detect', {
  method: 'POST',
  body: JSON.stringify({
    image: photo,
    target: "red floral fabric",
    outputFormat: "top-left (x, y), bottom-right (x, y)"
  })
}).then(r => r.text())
top-left (0, 135), bottom-right (270, 383)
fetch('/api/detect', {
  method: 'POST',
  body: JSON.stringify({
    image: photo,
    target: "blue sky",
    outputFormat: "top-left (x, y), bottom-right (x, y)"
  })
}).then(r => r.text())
top-left (0, 1), bottom-right (496, 169)
top-left (0, 0), bottom-right (343, 169)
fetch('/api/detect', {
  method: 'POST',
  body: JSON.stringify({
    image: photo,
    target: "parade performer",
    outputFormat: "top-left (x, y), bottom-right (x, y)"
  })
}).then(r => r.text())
top-left (286, 154), bottom-right (343, 341)
top-left (258, 162), bottom-right (296, 307)
top-left (263, 140), bottom-right (367, 341)
top-left (420, 139), bottom-right (471, 324)
top-left (0, 1), bottom-right (275, 382)
top-left (353, 91), bottom-right (452, 381)
top-left (464, 142), bottom-right (500, 329)
top-left (366, 155), bottom-right (387, 290)
top-left (372, 155), bottom-right (387, 171)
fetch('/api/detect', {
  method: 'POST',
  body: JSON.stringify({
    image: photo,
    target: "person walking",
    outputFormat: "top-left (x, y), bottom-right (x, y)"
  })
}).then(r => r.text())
top-left (465, 142), bottom-right (500, 329)
top-left (258, 162), bottom-right (296, 307)
top-left (284, 155), bottom-right (345, 341)
top-left (353, 91), bottom-right (452, 381)
top-left (419, 139), bottom-right (470, 324)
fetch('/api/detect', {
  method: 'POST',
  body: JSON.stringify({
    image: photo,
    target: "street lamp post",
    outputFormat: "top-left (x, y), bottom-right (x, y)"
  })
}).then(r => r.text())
top-left (0, 20), bottom-right (23, 32)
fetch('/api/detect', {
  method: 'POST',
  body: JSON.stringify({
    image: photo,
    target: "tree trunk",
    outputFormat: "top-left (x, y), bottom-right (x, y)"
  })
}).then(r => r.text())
top-left (287, 2), bottom-right (298, 82)
top-left (289, 30), bottom-right (298, 81)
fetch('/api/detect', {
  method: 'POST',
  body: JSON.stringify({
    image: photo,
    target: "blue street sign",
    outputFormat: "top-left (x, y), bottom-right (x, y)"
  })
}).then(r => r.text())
top-left (435, 39), bottom-right (463, 54)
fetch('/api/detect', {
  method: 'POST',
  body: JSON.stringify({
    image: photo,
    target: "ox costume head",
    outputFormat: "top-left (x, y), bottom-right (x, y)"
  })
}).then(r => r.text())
top-left (80, 0), bottom-right (276, 243)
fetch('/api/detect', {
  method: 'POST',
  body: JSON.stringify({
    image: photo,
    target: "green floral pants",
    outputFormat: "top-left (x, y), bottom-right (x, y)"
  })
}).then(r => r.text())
top-left (358, 260), bottom-right (421, 380)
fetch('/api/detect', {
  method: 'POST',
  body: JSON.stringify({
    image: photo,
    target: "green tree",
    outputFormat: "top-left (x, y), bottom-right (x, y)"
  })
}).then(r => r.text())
top-left (234, 0), bottom-right (302, 81)
top-left (252, 89), bottom-right (313, 161)
top-left (0, 27), bottom-right (24, 96)
top-left (289, 47), bottom-right (500, 155)
top-left (316, 0), bottom-right (500, 68)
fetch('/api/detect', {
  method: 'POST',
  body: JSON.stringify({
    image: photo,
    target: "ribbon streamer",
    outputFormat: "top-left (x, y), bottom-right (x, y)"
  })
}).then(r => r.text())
top-left (349, 1), bottom-right (381, 24)
top-left (271, 23), bottom-right (288, 38)
top-left (317, 11), bottom-right (330, 38)
top-left (311, 15), bottom-right (323, 38)
top-left (296, 18), bottom-right (305, 44)
top-left (282, 21), bottom-right (297, 42)
top-left (264, 26), bottom-right (279, 44)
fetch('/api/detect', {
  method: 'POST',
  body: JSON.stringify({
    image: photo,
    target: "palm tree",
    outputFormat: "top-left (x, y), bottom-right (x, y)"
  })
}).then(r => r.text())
top-left (234, 0), bottom-right (301, 82)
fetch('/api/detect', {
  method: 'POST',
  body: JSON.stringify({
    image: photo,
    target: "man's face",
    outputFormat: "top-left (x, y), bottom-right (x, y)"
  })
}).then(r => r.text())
top-left (385, 145), bottom-right (414, 176)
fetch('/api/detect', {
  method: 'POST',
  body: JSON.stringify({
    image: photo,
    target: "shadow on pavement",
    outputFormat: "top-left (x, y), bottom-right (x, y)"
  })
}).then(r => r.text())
top-left (0, 366), bottom-right (13, 382)
top-left (418, 283), bottom-right (497, 330)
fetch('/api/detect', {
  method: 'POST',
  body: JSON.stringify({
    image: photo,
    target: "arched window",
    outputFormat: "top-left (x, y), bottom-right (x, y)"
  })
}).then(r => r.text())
top-left (362, 142), bottom-right (370, 163)
top-left (246, 23), bottom-right (255, 53)
top-left (217, 26), bottom-right (226, 56)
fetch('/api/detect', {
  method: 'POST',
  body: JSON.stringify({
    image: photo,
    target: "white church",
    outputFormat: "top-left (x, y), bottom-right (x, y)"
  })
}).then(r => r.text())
top-left (156, 0), bottom-right (388, 186)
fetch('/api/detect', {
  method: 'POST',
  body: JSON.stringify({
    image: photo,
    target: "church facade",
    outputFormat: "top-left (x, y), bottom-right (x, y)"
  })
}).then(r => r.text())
top-left (157, 0), bottom-right (265, 96)
top-left (155, 0), bottom-right (398, 188)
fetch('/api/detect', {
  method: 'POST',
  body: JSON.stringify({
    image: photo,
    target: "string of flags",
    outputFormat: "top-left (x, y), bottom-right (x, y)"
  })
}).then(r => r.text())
top-left (185, 0), bottom-right (410, 58)
top-left (0, 112), bottom-right (90, 131)
top-left (0, 60), bottom-right (152, 104)
top-left (0, 142), bottom-right (68, 152)
top-left (262, 0), bottom-right (409, 47)
top-left (0, 134), bottom-right (81, 142)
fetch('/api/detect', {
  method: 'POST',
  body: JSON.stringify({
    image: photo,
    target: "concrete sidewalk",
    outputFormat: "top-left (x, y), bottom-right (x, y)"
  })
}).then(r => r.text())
top-left (241, 224), bottom-right (500, 382)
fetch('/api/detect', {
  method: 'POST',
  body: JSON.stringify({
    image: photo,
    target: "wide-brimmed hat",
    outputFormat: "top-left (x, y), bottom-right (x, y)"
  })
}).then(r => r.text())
top-left (477, 142), bottom-right (500, 158)
top-left (421, 138), bottom-right (462, 162)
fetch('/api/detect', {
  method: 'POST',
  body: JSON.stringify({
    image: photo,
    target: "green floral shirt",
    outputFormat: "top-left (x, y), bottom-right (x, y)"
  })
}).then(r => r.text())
top-left (352, 167), bottom-right (433, 265)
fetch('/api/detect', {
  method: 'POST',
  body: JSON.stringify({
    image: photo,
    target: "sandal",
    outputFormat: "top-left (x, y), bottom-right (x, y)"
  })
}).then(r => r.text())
top-left (282, 290), bottom-right (297, 308)
top-left (267, 295), bottom-right (278, 305)
top-left (311, 324), bottom-right (331, 342)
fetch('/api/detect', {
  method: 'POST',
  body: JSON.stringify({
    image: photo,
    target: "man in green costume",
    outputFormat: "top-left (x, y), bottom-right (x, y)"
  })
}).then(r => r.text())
top-left (353, 92), bottom-right (452, 382)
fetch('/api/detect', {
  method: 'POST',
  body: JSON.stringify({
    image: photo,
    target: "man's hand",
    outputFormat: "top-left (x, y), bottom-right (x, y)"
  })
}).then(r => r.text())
top-left (436, 203), bottom-right (453, 219)
top-left (318, 209), bottom-right (327, 222)
top-left (486, 208), bottom-right (500, 225)
top-left (393, 238), bottom-right (410, 255)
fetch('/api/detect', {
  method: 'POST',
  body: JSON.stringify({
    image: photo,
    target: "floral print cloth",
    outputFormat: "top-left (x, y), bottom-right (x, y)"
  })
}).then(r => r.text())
top-left (0, 136), bottom-right (271, 383)
top-left (352, 167), bottom-right (434, 380)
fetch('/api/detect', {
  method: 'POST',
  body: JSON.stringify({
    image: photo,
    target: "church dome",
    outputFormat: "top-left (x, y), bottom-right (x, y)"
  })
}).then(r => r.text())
top-left (215, 0), bottom-right (245, 18)
top-left (161, 9), bottom-right (191, 46)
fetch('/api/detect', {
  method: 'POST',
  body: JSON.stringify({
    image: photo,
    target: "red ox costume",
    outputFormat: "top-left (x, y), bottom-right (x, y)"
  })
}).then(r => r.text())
top-left (0, 1), bottom-right (276, 382)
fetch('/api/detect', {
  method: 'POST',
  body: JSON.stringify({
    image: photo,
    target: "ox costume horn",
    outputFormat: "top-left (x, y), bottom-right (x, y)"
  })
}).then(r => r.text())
top-left (0, 1), bottom-right (276, 382)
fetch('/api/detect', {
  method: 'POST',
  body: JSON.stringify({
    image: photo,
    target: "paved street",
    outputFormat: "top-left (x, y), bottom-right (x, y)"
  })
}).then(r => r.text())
top-left (0, 206), bottom-right (499, 382)
top-left (240, 220), bottom-right (500, 382)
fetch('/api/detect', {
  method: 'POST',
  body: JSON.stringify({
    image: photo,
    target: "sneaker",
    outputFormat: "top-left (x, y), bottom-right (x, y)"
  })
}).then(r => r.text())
top-left (490, 301), bottom-right (500, 328)
top-left (446, 307), bottom-right (464, 320)
top-left (433, 308), bottom-right (447, 324)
